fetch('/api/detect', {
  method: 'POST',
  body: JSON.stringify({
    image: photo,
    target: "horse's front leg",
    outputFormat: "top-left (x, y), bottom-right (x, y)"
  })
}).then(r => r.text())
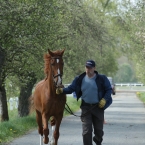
top-left (50, 117), bottom-right (56, 145)
top-left (36, 110), bottom-right (43, 135)
top-left (36, 110), bottom-right (43, 145)
top-left (53, 113), bottom-right (63, 145)
top-left (42, 113), bottom-right (49, 144)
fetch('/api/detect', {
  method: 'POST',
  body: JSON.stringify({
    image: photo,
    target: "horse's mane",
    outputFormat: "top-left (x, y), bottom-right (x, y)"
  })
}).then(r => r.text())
top-left (44, 53), bottom-right (51, 75)
top-left (44, 50), bottom-right (63, 75)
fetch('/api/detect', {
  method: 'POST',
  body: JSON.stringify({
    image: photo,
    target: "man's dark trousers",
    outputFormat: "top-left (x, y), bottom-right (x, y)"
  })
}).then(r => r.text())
top-left (81, 105), bottom-right (104, 145)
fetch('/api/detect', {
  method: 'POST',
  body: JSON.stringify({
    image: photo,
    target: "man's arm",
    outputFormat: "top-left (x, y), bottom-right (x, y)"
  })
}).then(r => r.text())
top-left (56, 77), bottom-right (78, 94)
top-left (98, 75), bottom-right (112, 108)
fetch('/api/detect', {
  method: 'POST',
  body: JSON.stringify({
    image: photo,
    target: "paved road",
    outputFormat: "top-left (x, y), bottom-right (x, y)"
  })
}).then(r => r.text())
top-left (8, 92), bottom-right (145, 145)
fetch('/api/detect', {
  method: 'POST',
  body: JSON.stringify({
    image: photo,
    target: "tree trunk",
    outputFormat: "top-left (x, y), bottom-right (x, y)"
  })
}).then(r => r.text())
top-left (0, 85), bottom-right (9, 121)
top-left (18, 76), bottom-right (37, 117)
top-left (0, 47), bottom-right (9, 121)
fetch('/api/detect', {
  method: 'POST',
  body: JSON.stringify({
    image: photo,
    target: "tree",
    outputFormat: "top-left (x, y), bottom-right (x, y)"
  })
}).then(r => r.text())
top-left (18, 72), bottom-right (37, 117)
top-left (0, 0), bottom-right (66, 119)
top-left (114, 63), bottom-right (137, 83)
top-left (0, 0), bottom-right (128, 121)
top-left (0, 0), bottom-right (76, 119)
top-left (0, 47), bottom-right (9, 121)
top-left (120, 1), bottom-right (145, 83)
top-left (61, 0), bottom-right (120, 82)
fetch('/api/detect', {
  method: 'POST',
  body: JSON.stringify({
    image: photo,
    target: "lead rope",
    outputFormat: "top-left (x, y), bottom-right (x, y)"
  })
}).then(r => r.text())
top-left (64, 102), bottom-right (98, 118)
top-left (56, 86), bottom-right (98, 118)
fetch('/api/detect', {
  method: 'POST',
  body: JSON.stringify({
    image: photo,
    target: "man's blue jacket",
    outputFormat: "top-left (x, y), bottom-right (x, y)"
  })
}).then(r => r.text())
top-left (63, 71), bottom-right (112, 110)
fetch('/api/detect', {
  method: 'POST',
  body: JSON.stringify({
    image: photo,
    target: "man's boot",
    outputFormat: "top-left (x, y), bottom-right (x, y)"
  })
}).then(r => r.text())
top-left (93, 136), bottom-right (102, 145)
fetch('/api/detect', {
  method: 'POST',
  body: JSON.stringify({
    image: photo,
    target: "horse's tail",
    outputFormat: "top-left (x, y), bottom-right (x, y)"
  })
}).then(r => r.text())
top-left (29, 95), bottom-right (35, 114)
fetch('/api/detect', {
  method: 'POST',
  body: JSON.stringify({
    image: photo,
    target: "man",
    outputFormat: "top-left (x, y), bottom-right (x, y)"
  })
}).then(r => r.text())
top-left (56, 60), bottom-right (112, 145)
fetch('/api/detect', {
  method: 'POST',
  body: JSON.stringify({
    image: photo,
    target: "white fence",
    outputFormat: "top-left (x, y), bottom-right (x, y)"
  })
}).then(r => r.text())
top-left (115, 83), bottom-right (144, 86)
top-left (8, 97), bottom-right (18, 110)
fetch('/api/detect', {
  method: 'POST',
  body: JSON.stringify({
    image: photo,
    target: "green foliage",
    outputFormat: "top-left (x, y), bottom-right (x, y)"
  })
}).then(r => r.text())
top-left (62, 0), bottom-right (120, 82)
top-left (114, 63), bottom-right (137, 83)
top-left (0, 0), bottom-right (68, 80)
top-left (0, 113), bottom-right (37, 144)
top-left (5, 76), bottom-right (20, 100)
top-left (115, 0), bottom-right (145, 84)
top-left (0, 0), bottom-right (120, 84)
top-left (136, 92), bottom-right (145, 104)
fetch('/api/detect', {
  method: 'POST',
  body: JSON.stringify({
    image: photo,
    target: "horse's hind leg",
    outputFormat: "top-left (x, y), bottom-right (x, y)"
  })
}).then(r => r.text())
top-left (42, 113), bottom-right (49, 144)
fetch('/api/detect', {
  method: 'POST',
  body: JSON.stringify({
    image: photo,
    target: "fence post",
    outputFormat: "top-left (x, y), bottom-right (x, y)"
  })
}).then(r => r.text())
top-left (9, 98), bottom-right (14, 110)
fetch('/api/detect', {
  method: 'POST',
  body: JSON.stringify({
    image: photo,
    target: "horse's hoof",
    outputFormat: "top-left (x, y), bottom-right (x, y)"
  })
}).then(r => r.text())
top-left (50, 138), bottom-right (55, 145)
top-left (50, 137), bottom-right (55, 145)
top-left (50, 142), bottom-right (55, 145)
top-left (43, 137), bottom-right (49, 144)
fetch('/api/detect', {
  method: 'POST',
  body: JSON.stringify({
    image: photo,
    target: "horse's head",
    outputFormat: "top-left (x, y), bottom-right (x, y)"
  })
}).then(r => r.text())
top-left (45, 49), bottom-right (65, 87)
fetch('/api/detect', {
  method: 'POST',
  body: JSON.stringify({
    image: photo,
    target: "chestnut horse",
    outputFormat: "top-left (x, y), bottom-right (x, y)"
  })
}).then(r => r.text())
top-left (29, 49), bottom-right (66, 145)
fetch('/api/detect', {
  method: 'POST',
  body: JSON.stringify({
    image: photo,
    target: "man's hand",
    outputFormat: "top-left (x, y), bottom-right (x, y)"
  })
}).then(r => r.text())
top-left (56, 88), bottom-right (63, 94)
top-left (98, 98), bottom-right (106, 108)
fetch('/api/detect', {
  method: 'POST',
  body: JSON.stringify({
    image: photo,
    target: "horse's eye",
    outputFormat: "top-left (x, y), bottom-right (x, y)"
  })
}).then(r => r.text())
top-left (51, 59), bottom-right (55, 65)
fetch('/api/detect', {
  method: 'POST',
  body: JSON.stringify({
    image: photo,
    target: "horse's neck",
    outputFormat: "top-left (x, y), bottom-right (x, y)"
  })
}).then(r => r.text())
top-left (46, 72), bottom-right (56, 93)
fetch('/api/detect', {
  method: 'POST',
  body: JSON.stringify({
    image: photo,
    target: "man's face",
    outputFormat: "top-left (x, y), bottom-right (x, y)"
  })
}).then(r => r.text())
top-left (85, 66), bottom-right (95, 76)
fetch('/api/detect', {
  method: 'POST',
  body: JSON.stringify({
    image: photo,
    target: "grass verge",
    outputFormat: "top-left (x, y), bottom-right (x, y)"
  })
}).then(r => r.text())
top-left (0, 96), bottom-right (81, 144)
top-left (136, 92), bottom-right (145, 104)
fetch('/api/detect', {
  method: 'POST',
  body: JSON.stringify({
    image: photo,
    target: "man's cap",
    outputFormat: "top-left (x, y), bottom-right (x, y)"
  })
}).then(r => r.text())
top-left (85, 60), bottom-right (96, 67)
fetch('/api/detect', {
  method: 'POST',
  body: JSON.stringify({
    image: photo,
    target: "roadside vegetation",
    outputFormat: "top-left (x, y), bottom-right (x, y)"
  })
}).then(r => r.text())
top-left (0, 97), bottom-right (81, 144)
top-left (136, 92), bottom-right (145, 104)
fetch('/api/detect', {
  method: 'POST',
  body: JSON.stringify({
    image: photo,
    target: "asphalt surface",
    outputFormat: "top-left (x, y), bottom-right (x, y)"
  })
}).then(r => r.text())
top-left (8, 92), bottom-right (145, 145)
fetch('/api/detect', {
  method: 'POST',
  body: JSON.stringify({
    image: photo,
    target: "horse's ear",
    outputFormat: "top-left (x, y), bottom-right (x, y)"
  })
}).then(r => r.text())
top-left (48, 49), bottom-right (54, 56)
top-left (61, 48), bottom-right (65, 55)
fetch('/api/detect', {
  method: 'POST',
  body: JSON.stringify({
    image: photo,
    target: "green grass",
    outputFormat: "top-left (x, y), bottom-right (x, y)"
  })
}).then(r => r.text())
top-left (0, 113), bottom-right (37, 144)
top-left (0, 97), bottom-right (81, 144)
top-left (136, 92), bottom-right (145, 104)
top-left (64, 96), bottom-right (81, 116)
